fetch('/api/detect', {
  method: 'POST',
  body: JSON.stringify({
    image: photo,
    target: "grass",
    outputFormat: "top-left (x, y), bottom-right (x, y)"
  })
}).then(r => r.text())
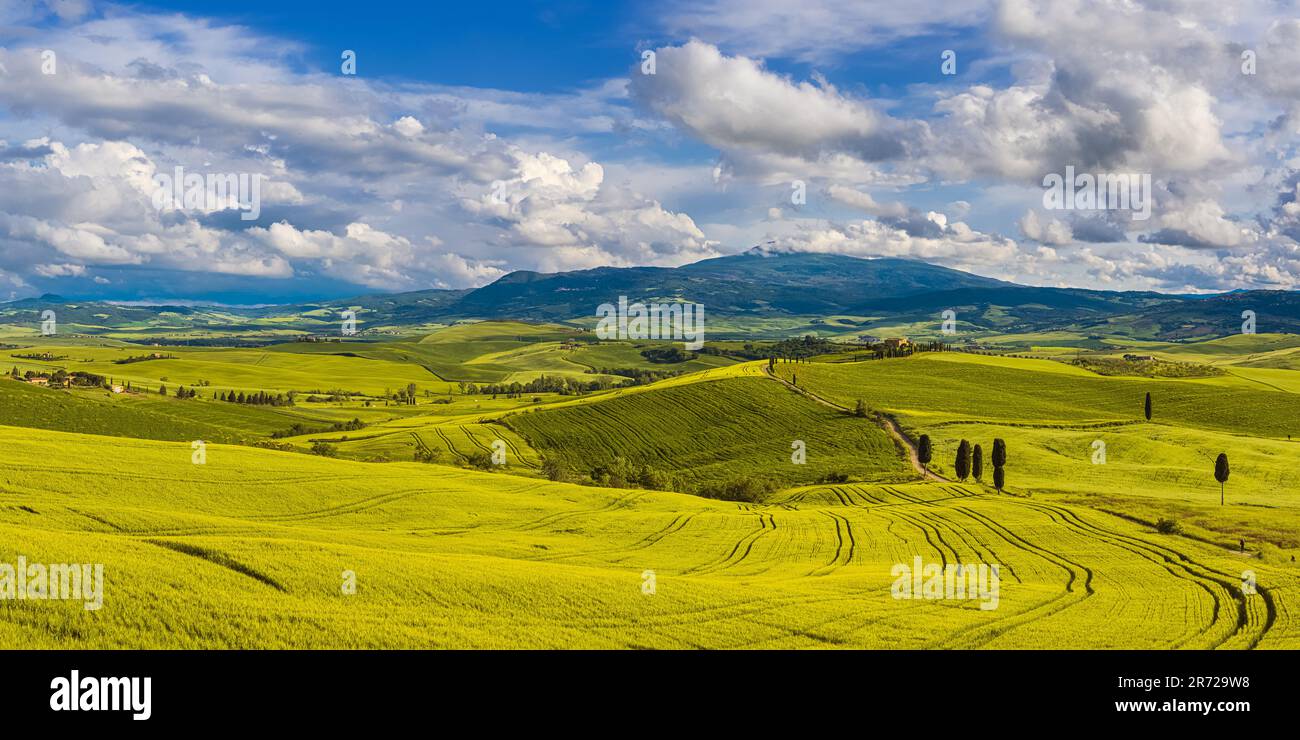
top-left (2, 425), bottom-right (1295, 649)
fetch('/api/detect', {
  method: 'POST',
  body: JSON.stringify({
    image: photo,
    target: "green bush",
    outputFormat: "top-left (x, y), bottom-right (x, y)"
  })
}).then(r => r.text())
top-left (465, 451), bottom-right (496, 470)
top-left (1155, 517), bottom-right (1182, 535)
top-left (541, 457), bottom-right (569, 482)
top-left (413, 448), bottom-right (442, 463)
top-left (697, 476), bottom-right (776, 503)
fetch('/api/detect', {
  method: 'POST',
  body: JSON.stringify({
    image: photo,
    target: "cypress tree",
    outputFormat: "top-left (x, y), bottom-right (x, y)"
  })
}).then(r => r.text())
top-left (955, 439), bottom-right (971, 481)
top-left (1214, 453), bottom-right (1230, 506)
top-left (992, 438), bottom-right (1007, 468)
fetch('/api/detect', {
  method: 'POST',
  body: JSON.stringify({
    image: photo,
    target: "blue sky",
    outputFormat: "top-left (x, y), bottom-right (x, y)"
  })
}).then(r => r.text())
top-left (0, 0), bottom-right (1298, 304)
top-left (127, 1), bottom-right (647, 92)
top-left (121, 1), bottom-right (973, 96)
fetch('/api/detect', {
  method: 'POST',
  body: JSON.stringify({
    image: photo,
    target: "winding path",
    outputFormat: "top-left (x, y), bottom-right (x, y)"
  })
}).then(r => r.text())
top-left (762, 365), bottom-right (950, 482)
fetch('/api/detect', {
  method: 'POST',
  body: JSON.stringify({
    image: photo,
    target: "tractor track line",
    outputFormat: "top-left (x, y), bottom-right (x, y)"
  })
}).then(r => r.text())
top-left (809, 510), bottom-right (856, 576)
top-left (459, 426), bottom-right (493, 454)
top-left (434, 427), bottom-right (470, 462)
top-left (513, 491), bottom-right (643, 532)
top-left (684, 513), bottom-right (774, 576)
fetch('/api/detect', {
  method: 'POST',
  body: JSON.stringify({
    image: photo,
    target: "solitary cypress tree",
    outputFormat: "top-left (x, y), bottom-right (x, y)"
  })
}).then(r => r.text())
top-left (1214, 453), bottom-right (1230, 506)
top-left (917, 434), bottom-right (932, 474)
top-left (955, 439), bottom-right (971, 481)
top-left (990, 438), bottom-right (1008, 493)
top-left (1144, 392), bottom-right (1152, 421)
top-left (972, 443), bottom-right (984, 481)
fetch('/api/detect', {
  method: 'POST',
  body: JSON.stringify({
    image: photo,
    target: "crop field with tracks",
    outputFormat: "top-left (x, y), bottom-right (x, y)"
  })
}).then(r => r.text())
top-left (2, 326), bottom-right (1298, 650)
top-left (3, 425), bottom-right (1295, 649)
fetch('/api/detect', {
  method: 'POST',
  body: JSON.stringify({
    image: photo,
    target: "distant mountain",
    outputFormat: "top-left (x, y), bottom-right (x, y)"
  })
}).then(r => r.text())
top-left (454, 252), bottom-right (1013, 319)
top-left (2, 251), bottom-right (1298, 340)
top-left (0, 294), bottom-right (204, 327)
top-left (1119, 290), bottom-right (1300, 340)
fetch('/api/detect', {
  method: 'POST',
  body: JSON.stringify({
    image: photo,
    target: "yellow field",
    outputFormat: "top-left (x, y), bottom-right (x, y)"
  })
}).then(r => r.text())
top-left (1, 425), bottom-right (1295, 648)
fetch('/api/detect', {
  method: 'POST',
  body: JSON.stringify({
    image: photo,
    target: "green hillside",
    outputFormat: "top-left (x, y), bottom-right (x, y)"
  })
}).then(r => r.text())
top-left (776, 353), bottom-right (1300, 550)
top-left (778, 352), bottom-right (1300, 439)
top-left (507, 375), bottom-right (912, 491)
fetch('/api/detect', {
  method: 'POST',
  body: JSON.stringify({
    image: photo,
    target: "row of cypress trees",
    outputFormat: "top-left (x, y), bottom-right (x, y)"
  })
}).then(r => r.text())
top-left (917, 434), bottom-right (1008, 491)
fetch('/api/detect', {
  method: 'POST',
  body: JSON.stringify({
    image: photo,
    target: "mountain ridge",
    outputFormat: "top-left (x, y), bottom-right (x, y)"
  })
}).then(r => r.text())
top-left (3, 251), bottom-right (1298, 339)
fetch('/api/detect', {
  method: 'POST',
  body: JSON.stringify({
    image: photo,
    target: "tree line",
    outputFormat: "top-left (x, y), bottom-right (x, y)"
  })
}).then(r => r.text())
top-left (213, 389), bottom-right (295, 406)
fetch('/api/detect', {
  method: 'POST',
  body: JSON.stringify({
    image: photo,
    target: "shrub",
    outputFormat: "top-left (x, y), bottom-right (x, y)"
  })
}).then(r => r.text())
top-left (636, 467), bottom-right (674, 491)
top-left (1155, 517), bottom-right (1182, 535)
top-left (541, 457), bottom-right (569, 482)
top-left (697, 476), bottom-right (776, 503)
top-left (640, 346), bottom-right (697, 364)
top-left (465, 451), bottom-right (496, 470)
